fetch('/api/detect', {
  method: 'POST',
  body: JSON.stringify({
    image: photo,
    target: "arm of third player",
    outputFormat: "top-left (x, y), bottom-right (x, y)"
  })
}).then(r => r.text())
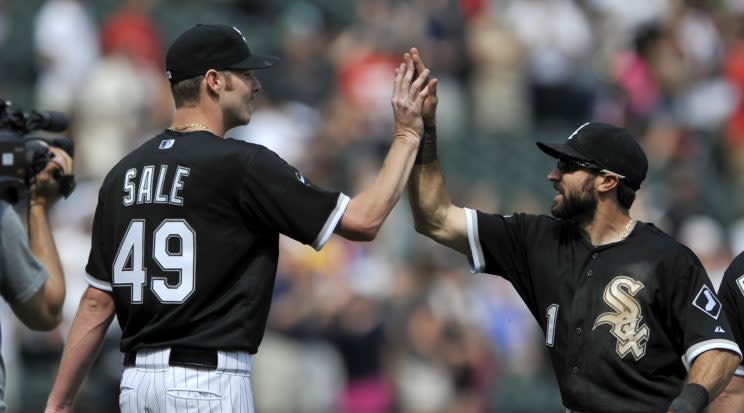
top-left (709, 376), bottom-right (744, 413)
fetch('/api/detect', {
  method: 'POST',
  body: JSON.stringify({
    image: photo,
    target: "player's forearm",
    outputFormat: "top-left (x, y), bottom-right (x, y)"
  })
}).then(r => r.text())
top-left (28, 204), bottom-right (65, 316)
top-left (46, 289), bottom-right (115, 411)
top-left (691, 350), bottom-right (740, 398)
top-left (675, 349), bottom-right (741, 412)
top-left (408, 159), bottom-right (454, 239)
top-left (340, 130), bottom-right (420, 240)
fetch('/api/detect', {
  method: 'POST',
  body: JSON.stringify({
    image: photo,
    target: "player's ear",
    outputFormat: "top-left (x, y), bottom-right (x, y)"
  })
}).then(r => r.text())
top-left (596, 173), bottom-right (620, 194)
top-left (204, 69), bottom-right (221, 95)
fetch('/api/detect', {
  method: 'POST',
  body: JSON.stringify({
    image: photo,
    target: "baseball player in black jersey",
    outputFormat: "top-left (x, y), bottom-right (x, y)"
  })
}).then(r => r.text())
top-left (709, 253), bottom-right (744, 412)
top-left (44, 24), bottom-right (433, 413)
top-left (407, 50), bottom-right (741, 413)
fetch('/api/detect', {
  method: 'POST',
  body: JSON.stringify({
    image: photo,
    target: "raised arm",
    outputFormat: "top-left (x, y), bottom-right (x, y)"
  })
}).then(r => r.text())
top-left (11, 147), bottom-right (73, 330)
top-left (407, 48), bottom-right (468, 255)
top-left (335, 52), bottom-right (430, 241)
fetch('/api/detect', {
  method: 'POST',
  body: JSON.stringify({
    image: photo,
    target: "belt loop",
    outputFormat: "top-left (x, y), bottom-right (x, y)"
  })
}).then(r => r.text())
top-left (217, 350), bottom-right (253, 374)
top-left (134, 348), bottom-right (171, 369)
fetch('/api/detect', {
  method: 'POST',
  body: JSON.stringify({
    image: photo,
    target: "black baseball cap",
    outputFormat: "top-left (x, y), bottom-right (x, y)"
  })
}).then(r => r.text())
top-left (536, 122), bottom-right (648, 190)
top-left (165, 24), bottom-right (279, 83)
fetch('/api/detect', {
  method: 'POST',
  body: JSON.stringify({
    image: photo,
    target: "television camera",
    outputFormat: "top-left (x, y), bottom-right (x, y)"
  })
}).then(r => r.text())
top-left (0, 99), bottom-right (75, 204)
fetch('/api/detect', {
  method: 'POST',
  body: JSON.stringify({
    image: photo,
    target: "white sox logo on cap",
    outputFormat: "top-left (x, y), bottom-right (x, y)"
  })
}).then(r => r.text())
top-left (232, 27), bottom-right (248, 46)
top-left (536, 122), bottom-right (648, 190)
top-left (165, 24), bottom-right (279, 83)
top-left (568, 122), bottom-right (590, 140)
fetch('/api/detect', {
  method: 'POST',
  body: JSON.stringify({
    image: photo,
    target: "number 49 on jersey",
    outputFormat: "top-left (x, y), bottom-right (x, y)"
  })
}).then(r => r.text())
top-left (112, 218), bottom-right (196, 304)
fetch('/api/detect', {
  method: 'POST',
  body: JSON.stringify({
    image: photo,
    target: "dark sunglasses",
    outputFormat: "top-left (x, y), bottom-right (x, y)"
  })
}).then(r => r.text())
top-left (556, 158), bottom-right (602, 174)
top-left (556, 157), bottom-right (627, 179)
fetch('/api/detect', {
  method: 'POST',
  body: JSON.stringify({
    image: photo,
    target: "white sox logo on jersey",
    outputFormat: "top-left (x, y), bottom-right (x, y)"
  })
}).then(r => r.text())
top-left (692, 284), bottom-right (721, 319)
top-left (593, 276), bottom-right (650, 361)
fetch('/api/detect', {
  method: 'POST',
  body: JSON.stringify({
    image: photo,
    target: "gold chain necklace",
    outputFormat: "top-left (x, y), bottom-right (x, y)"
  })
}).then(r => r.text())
top-left (169, 122), bottom-right (212, 133)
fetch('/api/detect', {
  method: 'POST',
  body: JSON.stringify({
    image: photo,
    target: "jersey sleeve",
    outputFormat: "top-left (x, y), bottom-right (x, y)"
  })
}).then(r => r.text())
top-left (239, 147), bottom-right (349, 250)
top-left (0, 203), bottom-right (48, 304)
top-left (719, 254), bottom-right (744, 377)
top-left (464, 209), bottom-right (534, 282)
top-left (672, 259), bottom-right (742, 370)
top-left (84, 193), bottom-right (113, 292)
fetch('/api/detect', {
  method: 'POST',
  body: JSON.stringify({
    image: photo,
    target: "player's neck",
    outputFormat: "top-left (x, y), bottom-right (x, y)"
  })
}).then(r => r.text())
top-left (580, 207), bottom-right (634, 246)
top-left (170, 106), bottom-right (225, 138)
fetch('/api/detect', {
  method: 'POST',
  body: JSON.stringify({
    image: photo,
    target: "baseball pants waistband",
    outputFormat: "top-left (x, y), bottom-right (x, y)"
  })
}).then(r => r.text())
top-left (123, 347), bottom-right (253, 374)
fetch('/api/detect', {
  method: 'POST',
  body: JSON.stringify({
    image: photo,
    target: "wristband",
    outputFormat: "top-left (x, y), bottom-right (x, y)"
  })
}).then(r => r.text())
top-left (415, 125), bottom-right (438, 164)
top-left (668, 383), bottom-right (709, 413)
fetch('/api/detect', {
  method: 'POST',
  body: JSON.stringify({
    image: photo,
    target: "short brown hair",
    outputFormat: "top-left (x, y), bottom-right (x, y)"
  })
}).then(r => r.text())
top-left (617, 180), bottom-right (636, 210)
top-left (170, 71), bottom-right (235, 107)
top-left (170, 75), bottom-right (203, 107)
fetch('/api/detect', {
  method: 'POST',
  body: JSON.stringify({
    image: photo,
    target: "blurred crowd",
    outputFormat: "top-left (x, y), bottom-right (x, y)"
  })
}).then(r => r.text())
top-left (3, 0), bottom-right (744, 412)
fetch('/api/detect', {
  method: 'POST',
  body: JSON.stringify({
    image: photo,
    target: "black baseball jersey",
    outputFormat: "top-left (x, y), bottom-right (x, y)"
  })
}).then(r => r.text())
top-left (718, 251), bottom-right (744, 378)
top-left (85, 130), bottom-right (349, 354)
top-left (464, 209), bottom-right (741, 413)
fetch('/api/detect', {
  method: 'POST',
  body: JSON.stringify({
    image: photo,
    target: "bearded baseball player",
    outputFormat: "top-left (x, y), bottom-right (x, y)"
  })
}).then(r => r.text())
top-left (43, 25), bottom-right (432, 413)
top-left (709, 253), bottom-right (744, 412)
top-left (407, 49), bottom-right (741, 413)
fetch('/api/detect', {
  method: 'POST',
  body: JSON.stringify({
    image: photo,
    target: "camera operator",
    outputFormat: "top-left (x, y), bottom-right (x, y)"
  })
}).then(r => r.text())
top-left (0, 146), bottom-right (73, 411)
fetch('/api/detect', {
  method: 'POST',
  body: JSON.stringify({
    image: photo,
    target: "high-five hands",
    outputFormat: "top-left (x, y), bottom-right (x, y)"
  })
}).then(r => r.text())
top-left (409, 48), bottom-right (438, 128)
top-left (392, 52), bottom-right (431, 140)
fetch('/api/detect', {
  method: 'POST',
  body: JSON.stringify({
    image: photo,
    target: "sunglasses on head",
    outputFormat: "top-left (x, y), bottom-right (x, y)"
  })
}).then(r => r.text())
top-left (556, 157), bottom-right (627, 179)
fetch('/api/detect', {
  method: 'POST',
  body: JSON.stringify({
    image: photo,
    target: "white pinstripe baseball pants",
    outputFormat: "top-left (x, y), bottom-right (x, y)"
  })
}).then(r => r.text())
top-left (118, 348), bottom-right (255, 413)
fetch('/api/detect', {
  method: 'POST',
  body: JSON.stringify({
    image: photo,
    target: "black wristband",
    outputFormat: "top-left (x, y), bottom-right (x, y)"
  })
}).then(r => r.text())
top-left (668, 383), bottom-right (709, 413)
top-left (415, 125), bottom-right (438, 164)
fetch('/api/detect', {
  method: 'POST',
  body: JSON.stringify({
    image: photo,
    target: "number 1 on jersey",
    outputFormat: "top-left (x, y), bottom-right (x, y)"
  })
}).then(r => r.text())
top-left (546, 304), bottom-right (559, 347)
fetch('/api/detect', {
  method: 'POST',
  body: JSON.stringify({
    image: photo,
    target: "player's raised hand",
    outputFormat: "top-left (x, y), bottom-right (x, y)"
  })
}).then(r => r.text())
top-left (410, 48), bottom-right (438, 128)
top-left (392, 52), bottom-right (430, 139)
